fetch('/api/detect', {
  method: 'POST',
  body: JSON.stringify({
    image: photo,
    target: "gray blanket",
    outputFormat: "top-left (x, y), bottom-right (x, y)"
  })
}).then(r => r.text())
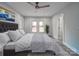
top-left (15, 33), bottom-right (69, 55)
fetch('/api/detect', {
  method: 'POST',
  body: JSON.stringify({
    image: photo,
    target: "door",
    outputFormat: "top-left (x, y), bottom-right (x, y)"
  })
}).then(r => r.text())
top-left (58, 14), bottom-right (64, 42)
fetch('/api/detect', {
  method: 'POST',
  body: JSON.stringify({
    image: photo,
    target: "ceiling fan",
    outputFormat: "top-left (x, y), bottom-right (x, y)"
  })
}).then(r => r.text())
top-left (27, 2), bottom-right (50, 9)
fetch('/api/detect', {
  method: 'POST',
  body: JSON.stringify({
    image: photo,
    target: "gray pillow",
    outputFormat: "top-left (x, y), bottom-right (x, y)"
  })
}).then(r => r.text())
top-left (19, 30), bottom-right (25, 35)
top-left (0, 33), bottom-right (10, 46)
top-left (8, 30), bottom-right (23, 42)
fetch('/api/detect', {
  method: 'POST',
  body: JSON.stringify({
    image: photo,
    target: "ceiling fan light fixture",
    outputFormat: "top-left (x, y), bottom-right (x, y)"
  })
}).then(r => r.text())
top-left (27, 2), bottom-right (50, 9)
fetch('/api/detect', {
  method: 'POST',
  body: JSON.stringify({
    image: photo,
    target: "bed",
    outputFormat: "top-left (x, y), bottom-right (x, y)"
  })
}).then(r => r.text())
top-left (0, 21), bottom-right (68, 56)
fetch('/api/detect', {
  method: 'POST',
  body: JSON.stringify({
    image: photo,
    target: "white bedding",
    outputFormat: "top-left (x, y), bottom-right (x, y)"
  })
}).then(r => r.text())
top-left (15, 33), bottom-right (68, 55)
top-left (0, 33), bottom-right (10, 48)
top-left (15, 33), bottom-right (33, 52)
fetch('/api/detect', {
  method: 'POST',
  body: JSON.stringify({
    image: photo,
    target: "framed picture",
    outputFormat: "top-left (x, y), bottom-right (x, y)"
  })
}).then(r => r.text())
top-left (0, 6), bottom-right (15, 22)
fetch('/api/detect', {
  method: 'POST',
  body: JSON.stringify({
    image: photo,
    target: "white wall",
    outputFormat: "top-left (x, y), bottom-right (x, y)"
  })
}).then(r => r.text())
top-left (52, 3), bottom-right (79, 54)
top-left (0, 2), bottom-right (24, 30)
top-left (24, 16), bottom-right (52, 35)
top-left (15, 13), bottom-right (24, 29)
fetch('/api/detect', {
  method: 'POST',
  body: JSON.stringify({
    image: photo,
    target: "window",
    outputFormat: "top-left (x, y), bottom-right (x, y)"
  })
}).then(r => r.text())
top-left (32, 21), bottom-right (44, 32)
top-left (32, 21), bottom-right (37, 32)
top-left (39, 21), bottom-right (44, 32)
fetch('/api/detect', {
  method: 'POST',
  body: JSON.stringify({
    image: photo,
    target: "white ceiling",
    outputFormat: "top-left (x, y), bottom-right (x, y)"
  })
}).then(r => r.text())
top-left (6, 2), bottom-right (70, 17)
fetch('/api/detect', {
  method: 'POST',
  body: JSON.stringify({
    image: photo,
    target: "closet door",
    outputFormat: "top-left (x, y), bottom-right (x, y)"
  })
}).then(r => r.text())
top-left (58, 14), bottom-right (64, 42)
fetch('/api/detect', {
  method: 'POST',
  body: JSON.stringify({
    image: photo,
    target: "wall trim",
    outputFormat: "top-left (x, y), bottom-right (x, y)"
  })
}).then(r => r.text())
top-left (63, 42), bottom-right (79, 54)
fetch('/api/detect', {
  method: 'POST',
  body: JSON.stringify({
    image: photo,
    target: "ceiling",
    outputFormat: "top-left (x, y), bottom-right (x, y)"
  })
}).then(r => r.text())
top-left (6, 2), bottom-right (70, 17)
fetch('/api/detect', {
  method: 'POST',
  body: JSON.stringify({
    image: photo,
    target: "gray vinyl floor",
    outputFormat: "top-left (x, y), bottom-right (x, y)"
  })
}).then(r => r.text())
top-left (55, 39), bottom-right (79, 56)
top-left (27, 45), bottom-right (78, 56)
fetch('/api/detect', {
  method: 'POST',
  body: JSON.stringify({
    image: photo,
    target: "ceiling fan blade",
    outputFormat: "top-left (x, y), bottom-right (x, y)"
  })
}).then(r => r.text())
top-left (27, 2), bottom-right (35, 6)
top-left (27, 2), bottom-right (50, 9)
top-left (38, 5), bottom-right (50, 8)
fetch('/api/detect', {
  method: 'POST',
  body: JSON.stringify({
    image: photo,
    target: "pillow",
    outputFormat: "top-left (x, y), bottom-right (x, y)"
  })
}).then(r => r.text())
top-left (4, 31), bottom-right (12, 41)
top-left (19, 29), bottom-right (25, 35)
top-left (4, 31), bottom-right (8, 35)
top-left (0, 33), bottom-right (10, 46)
top-left (8, 30), bottom-right (23, 42)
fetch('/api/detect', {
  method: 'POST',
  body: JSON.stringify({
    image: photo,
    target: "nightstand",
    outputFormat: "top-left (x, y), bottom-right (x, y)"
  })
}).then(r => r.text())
top-left (0, 47), bottom-right (3, 56)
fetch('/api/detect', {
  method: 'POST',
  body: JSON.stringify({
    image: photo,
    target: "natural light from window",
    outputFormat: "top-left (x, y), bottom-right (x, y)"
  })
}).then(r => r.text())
top-left (39, 21), bottom-right (44, 32)
top-left (32, 21), bottom-right (37, 32)
top-left (32, 21), bottom-right (44, 32)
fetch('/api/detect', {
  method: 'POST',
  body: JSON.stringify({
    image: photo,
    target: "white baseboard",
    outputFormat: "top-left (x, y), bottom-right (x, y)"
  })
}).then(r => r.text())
top-left (63, 42), bottom-right (79, 54)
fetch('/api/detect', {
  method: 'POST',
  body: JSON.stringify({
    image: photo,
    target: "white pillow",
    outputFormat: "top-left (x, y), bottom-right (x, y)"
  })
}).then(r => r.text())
top-left (19, 30), bottom-right (25, 35)
top-left (4, 32), bottom-right (9, 36)
top-left (0, 33), bottom-right (10, 46)
top-left (4, 32), bottom-right (8, 34)
top-left (8, 30), bottom-right (23, 41)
